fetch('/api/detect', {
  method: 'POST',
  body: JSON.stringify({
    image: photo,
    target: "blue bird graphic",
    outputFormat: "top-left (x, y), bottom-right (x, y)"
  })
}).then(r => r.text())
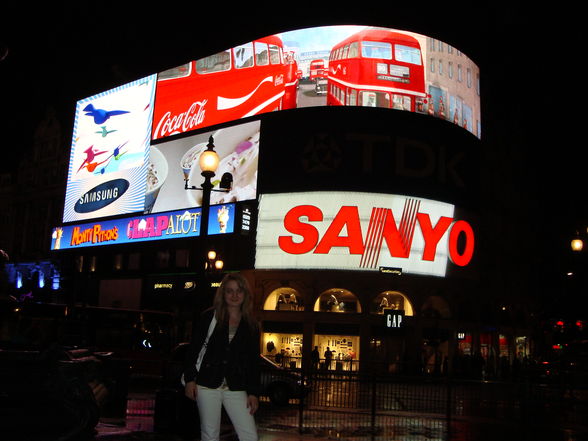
top-left (83, 104), bottom-right (130, 124)
top-left (96, 126), bottom-right (117, 137)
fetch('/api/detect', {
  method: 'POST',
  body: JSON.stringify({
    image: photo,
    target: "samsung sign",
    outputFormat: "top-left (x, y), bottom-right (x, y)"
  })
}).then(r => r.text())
top-left (74, 179), bottom-right (129, 213)
top-left (255, 192), bottom-right (475, 277)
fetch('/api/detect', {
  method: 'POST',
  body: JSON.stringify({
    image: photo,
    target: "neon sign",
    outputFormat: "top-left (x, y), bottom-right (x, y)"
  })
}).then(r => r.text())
top-left (256, 192), bottom-right (475, 277)
top-left (51, 203), bottom-right (235, 250)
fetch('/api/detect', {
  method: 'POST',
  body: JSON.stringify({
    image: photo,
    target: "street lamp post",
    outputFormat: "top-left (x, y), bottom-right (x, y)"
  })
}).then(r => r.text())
top-left (184, 135), bottom-right (232, 295)
top-left (197, 137), bottom-right (219, 239)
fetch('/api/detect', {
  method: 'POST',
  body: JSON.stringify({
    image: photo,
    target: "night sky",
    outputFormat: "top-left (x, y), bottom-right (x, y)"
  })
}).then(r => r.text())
top-left (1, 3), bottom-right (585, 310)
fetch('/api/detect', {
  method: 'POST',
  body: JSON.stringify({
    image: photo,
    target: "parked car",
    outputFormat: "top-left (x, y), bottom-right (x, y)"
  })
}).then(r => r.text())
top-left (259, 353), bottom-right (309, 405)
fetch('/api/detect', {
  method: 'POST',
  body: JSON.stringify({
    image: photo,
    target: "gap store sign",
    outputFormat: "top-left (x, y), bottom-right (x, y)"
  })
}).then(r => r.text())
top-left (256, 192), bottom-right (475, 277)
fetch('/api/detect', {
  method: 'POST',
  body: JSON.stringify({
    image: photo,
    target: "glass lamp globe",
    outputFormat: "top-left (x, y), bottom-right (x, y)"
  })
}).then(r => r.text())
top-left (199, 149), bottom-right (219, 173)
top-left (571, 238), bottom-right (583, 252)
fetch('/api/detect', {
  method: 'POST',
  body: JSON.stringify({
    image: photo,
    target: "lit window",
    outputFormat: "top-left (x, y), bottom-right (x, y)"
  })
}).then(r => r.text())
top-left (314, 288), bottom-right (361, 313)
top-left (263, 287), bottom-right (303, 311)
top-left (372, 291), bottom-right (414, 315)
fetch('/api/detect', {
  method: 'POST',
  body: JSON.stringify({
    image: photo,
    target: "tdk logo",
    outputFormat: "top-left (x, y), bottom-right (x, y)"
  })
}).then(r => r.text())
top-left (75, 179), bottom-right (129, 213)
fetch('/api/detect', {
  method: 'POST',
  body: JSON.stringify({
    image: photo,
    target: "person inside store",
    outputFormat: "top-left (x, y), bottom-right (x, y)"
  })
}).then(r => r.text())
top-left (324, 347), bottom-right (333, 370)
top-left (311, 346), bottom-right (320, 370)
top-left (183, 272), bottom-right (260, 441)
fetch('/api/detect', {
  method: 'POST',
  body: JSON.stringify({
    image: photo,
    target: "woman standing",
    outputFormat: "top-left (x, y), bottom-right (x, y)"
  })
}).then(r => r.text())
top-left (183, 273), bottom-right (260, 441)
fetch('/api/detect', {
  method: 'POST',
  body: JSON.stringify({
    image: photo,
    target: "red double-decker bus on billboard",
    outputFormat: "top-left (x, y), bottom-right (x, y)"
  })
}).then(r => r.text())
top-left (152, 35), bottom-right (297, 140)
top-left (309, 59), bottom-right (327, 80)
top-left (326, 28), bottom-right (427, 113)
top-left (309, 59), bottom-right (328, 95)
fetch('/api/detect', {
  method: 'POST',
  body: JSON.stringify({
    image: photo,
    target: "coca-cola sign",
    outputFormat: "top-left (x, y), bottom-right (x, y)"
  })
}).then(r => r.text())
top-left (153, 100), bottom-right (207, 139)
top-left (256, 192), bottom-right (475, 277)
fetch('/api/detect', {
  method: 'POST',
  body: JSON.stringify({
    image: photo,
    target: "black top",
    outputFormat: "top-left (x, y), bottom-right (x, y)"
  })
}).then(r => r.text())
top-left (183, 308), bottom-right (261, 397)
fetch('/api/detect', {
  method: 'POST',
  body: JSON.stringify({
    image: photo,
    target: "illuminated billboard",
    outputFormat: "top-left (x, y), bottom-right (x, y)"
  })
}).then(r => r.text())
top-left (51, 203), bottom-right (235, 250)
top-left (255, 192), bottom-right (475, 277)
top-left (63, 112), bottom-right (259, 221)
top-left (63, 76), bottom-right (157, 223)
top-left (148, 120), bottom-right (259, 213)
top-left (56, 24), bottom-right (480, 249)
top-left (152, 25), bottom-right (480, 140)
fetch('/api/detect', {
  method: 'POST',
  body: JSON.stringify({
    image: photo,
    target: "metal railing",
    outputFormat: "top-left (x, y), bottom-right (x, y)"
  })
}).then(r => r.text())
top-left (256, 370), bottom-right (588, 440)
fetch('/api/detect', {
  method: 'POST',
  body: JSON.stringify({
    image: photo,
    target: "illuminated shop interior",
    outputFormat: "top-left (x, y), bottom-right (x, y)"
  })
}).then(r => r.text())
top-left (262, 332), bottom-right (303, 368)
top-left (263, 287), bottom-right (303, 311)
top-left (313, 334), bottom-right (360, 371)
top-left (313, 288), bottom-right (362, 313)
top-left (371, 291), bottom-right (413, 315)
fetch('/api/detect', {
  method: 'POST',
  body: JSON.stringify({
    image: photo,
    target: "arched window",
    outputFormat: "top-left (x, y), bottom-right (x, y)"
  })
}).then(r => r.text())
top-left (263, 287), bottom-right (303, 311)
top-left (371, 291), bottom-right (414, 316)
top-left (313, 288), bottom-right (361, 313)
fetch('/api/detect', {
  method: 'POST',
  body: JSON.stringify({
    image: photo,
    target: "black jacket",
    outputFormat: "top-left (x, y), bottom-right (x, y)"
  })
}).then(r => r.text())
top-left (183, 309), bottom-right (261, 397)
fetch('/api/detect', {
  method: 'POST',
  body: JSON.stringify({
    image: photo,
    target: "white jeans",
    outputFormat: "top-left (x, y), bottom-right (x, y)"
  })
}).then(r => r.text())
top-left (196, 385), bottom-right (258, 441)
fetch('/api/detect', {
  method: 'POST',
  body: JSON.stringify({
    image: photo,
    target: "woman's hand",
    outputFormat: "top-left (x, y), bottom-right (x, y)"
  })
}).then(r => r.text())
top-left (246, 395), bottom-right (259, 414)
top-left (185, 381), bottom-right (198, 401)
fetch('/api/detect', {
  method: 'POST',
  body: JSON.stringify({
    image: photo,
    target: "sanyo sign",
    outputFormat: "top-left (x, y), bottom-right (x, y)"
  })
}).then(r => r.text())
top-left (255, 192), bottom-right (475, 277)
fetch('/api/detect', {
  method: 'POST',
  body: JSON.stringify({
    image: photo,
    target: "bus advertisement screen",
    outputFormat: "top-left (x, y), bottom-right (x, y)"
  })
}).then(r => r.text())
top-left (152, 25), bottom-right (481, 141)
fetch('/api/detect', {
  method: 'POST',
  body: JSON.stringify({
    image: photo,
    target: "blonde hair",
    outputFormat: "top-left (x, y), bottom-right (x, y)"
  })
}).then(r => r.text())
top-left (213, 272), bottom-right (256, 329)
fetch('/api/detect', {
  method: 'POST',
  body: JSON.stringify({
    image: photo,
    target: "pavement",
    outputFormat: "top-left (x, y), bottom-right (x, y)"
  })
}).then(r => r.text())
top-left (91, 390), bottom-right (588, 441)
top-left (95, 417), bottom-right (331, 440)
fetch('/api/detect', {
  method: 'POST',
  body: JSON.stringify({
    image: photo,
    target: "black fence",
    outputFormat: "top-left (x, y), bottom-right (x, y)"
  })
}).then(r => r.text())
top-left (256, 371), bottom-right (588, 441)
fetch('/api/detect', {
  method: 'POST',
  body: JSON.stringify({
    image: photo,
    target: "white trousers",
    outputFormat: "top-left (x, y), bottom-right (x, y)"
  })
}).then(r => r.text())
top-left (196, 385), bottom-right (258, 441)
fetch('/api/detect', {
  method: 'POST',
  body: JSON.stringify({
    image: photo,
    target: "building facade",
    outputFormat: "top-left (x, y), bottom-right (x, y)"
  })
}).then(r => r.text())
top-left (1, 24), bottom-right (538, 380)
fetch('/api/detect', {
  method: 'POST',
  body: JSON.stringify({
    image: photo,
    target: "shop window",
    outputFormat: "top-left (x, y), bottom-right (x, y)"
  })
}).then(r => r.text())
top-left (263, 287), bottom-right (303, 311)
top-left (499, 334), bottom-right (509, 358)
top-left (372, 291), bottom-right (413, 316)
top-left (262, 332), bottom-right (303, 368)
top-left (313, 288), bottom-right (361, 313)
top-left (313, 334), bottom-right (359, 371)
top-left (479, 333), bottom-right (492, 360)
top-left (515, 336), bottom-right (530, 359)
top-left (456, 332), bottom-right (472, 355)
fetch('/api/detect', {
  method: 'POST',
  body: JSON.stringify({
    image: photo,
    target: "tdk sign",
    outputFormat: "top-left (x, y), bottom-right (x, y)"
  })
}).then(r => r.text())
top-left (75, 179), bottom-right (129, 213)
top-left (384, 310), bottom-right (405, 329)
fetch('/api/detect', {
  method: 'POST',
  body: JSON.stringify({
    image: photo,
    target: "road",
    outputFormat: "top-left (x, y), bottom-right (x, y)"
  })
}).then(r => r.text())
top-left (296, 81), bottom-right (327, 108)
